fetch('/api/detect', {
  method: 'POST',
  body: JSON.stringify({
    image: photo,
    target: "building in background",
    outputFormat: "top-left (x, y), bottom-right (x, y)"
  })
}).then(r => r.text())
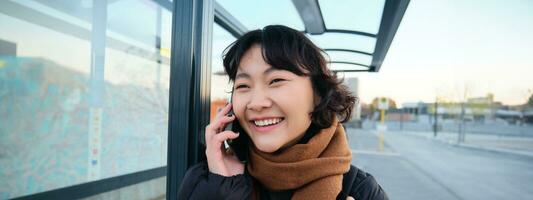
top-left (345, 77), bottom-right (362, 127)
top-left (398, 93), bottom-right (528, 125)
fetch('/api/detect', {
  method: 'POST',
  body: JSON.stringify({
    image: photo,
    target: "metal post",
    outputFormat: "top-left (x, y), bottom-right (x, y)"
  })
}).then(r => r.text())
top-left (190, 0), bottom-right (214, 165)
top-left (87, 0), bottom-right (107, 182)
top-left (167, 0), bottom-right (214, 199)
top-left (167, 0), bottom-right (195, 199)
top-left (379, 109), bottom-right (385, 151)
top-left (400, 108), bottom-right (404, 131)
top-left (434, 99), bottom-right (438, 137)
top-left (459, 102), bottom-right (466, 143)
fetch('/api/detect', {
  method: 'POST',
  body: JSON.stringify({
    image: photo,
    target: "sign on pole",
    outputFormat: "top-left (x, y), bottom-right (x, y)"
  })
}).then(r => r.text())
top-left (378, 97), bottom-right (389, 110)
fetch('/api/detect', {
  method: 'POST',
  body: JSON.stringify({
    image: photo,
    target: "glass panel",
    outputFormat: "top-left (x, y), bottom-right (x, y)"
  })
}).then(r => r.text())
top-left (216, 0), bottom-right (304, 30)
top-left (210, 24), bottom-right (236, 121)
top-left (319, 0), bottom-right (385, 34)
top-left (326, 51), bottom-right (372, 66)
top-left (328, 62), bottom-right (370, 72)
top-left (0, 0), bottom-right (171, 198)
top-left (307, 33), bottom-right (376, 54)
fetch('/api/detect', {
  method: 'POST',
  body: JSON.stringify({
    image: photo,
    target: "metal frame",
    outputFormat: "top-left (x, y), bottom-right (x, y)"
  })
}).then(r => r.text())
top-left (12, 167), bottom-right (166, 200)
top-left (290, 0), bottom-right (410, 72)
top-left (315, 27), bottom-right (379, 72)
top-left (212, 0), bottom-right (409, 72)
top-left (329, 61), bottom-right (371, 69)
top-left (323, 48), bottom-right (373, 56)
top-left (190, 0), bottom-right (214, 172)
top-left (292, 0), bottom-right (326, 34)
top-left (165, 0), bottom-right (195, 198)
top-left (166, 0), bottom-right (214, 199)
top-left (152, 0), bottom-right (172, 10)
top-left (325, 29), bottom-right (377, 38)
top-left (214, 2), bottom-right (247, 38)
top-left (370, 0), bottom-right (410, 72)
top-left (325, 49), bottom-right (373, 70)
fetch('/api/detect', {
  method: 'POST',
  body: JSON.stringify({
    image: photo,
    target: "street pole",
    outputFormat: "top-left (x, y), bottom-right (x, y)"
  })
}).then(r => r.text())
top-left (377, 97), bottom-right (388, 152)
top-left (400, 108), bottom-right (404, 131)
top-left (433, 99), bottom-right (438, 138)
top-left (459, 102), bottom-right (466, 143)
top-left (379, 109), bottom-right (385, 152)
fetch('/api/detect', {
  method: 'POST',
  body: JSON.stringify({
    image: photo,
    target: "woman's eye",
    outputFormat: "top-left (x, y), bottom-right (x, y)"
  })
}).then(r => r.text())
top-left (270, 78), bottom-right (286, 85)
top-left (235, 84), bottom-right (249, 89)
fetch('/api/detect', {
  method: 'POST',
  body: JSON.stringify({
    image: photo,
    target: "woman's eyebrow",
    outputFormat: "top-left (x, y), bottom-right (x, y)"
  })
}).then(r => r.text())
top-left (235, 72), bottom-right (250, 80)
top-left (263, 67), bottom-right (279, 76)
top-left (235, 67), bottom-right (280, 80)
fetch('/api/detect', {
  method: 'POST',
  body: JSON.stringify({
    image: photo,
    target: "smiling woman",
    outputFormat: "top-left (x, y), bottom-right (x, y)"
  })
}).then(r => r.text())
top-left (231, 44), bottom-right (316, 153)
top-left (178, 25), bottom-right (388, 200)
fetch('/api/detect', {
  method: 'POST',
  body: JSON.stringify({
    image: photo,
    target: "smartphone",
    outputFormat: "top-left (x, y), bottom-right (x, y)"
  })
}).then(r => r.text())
top-left (223, 93), bottom-right (249, 163)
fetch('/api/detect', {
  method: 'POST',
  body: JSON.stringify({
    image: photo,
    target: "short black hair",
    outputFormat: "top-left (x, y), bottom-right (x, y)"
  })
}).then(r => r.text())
top-left (222, 25), bottom-right (356, 129)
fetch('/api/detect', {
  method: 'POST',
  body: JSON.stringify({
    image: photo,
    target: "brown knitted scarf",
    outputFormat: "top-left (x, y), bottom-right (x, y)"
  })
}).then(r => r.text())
top-left (247, 120), bottom-right (352, 200)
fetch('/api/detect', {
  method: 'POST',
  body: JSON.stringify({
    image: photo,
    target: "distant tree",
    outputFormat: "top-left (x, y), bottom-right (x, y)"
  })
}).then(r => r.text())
top-left (528, 93), bottom-right (533, 107)
top-left (371, 97), bottom-right (397, 109)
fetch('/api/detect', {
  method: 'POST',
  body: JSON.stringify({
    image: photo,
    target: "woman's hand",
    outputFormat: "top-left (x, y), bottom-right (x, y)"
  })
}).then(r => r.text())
top-left (205, 103), bottom-right (245, 177)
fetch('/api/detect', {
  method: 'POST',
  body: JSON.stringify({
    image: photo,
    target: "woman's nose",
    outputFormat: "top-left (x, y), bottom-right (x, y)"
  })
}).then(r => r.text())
top-left (246, 91), bottom-right (272, 112)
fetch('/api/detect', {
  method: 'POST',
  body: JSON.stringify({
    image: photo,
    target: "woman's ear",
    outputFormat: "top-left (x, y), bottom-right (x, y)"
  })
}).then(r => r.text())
top-left (313, 91), bottom-right (321, 107)
top-left (309, 77), bottom-right (321, 107)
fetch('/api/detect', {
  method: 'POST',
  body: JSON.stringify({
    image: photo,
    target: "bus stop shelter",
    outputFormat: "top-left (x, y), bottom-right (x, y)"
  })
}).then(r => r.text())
top-left (167, 0), bottom-right (409, 199)
top-left (0, 0), bottom-right (408, 199)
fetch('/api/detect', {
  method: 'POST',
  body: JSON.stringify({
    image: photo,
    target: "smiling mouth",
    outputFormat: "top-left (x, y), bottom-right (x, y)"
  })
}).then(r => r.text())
top-left (251, 117), bottom-right (285, 127)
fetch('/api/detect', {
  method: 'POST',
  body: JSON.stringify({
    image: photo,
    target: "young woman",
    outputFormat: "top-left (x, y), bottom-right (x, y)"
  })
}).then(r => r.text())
top-left (178, 25), bottom-right (388, 200)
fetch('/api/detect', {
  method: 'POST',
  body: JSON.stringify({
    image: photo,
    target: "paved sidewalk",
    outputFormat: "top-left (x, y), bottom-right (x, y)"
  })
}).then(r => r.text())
top-left (389, 130), bottom-right (533, 158)
top-left (346, 129), bottom-right (463, 200)
top-left (348, 128), bottom-right (533, 200)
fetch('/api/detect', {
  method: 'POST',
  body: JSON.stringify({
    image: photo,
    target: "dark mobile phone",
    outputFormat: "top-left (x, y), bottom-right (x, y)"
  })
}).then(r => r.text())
top-left (224, 93), bottom-right (249, 163)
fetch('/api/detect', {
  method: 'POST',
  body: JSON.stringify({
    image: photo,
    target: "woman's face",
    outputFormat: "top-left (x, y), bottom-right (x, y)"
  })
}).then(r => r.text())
top-left (232, 45), bottom-right (315, 153)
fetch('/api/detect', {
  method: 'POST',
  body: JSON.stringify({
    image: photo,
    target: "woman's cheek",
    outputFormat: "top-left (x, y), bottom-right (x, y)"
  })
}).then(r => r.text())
top-left (232, 93), bottom-right (248, 114)
top-left (270, 87), bottom-right (291, 103)
top-left (273, 86), bottom-right (299, 108)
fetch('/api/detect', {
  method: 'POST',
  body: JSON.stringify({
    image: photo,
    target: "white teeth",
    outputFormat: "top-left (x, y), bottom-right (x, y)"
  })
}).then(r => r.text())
top-left (254, 118), bottom-right (282, 127)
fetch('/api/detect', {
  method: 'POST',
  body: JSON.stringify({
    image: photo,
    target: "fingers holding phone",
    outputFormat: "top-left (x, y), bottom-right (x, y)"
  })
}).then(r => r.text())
top-left (205, 103), bottom-right (245, 176)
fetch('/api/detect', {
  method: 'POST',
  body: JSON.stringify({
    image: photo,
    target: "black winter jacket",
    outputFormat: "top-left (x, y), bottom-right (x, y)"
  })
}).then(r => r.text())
top-left (178, 162), bottom-right (388, 200)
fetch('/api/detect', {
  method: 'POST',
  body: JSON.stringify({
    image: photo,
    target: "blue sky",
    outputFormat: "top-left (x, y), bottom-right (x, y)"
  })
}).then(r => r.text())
top-left (215, 0), bottom-right (533, 106)
top-left (350, 0), bottom-right (533, 106)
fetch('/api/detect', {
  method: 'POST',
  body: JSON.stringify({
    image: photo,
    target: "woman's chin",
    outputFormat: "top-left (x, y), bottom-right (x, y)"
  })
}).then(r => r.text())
top-left (252, 141), bottom-right (282, 153)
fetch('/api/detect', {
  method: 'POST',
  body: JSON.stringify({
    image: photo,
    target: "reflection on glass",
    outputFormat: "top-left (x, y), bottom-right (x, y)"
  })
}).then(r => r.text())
top-left (216, 0), bottom-right (304, 30)
top-left (307, 33), bottom-right (377, 54)
top-left (0, 0), bottom-right (171, 198)
top-left (319, 0), bottom-right (385, 34)
top-left (210, 24), bottom-right (236, 121)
